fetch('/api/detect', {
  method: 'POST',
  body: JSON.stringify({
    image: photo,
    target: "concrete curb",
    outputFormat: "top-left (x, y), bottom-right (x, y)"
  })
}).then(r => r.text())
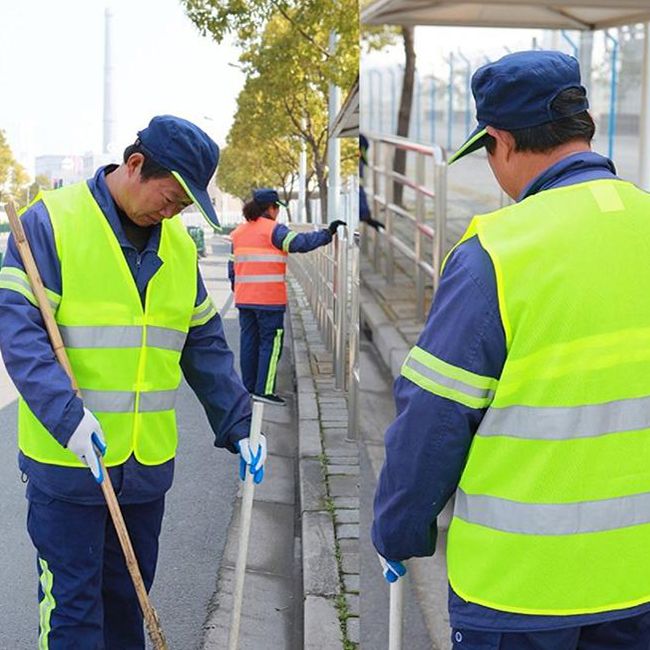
top-left (288, 277), bottom-right (359, 649)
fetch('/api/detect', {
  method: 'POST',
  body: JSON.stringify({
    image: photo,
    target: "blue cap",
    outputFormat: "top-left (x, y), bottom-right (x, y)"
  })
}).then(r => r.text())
top-left (448, 51), bottom-right (588, 164)
top-left (253, 188), bottom-right (287, 207)
top-left (136, 115), bottom-right (221, 228)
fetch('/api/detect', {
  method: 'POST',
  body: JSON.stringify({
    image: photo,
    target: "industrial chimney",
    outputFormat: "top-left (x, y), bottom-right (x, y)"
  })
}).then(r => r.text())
top-left (102, 7), bottom-right (115, 154)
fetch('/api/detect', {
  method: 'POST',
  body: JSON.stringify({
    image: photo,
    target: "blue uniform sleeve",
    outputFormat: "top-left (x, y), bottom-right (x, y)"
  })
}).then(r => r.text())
top-left (272, 222), bottom-right (332, 253)
top-left (371, 236), bottom-right (506, 561)
top-left (180, 271), bottom-right (251, 453)
top-left (227, 242), bottom-right (234, 291)
top-left (0, 201), bottom-right (84, 446)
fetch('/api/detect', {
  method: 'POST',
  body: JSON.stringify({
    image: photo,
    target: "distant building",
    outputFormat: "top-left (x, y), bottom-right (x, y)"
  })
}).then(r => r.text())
top-left (35, 152), bottom-right (117, 187)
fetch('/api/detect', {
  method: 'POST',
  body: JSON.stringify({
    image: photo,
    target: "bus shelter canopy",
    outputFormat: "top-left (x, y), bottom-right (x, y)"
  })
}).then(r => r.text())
top-left (361, 0), bottom-right (650, 31)
top-left (332, 76), bottom-right (360, 139)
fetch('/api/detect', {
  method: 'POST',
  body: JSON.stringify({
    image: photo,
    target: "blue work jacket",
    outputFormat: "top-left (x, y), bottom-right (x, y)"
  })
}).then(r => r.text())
top-left (0, 166), bottom-right (252, 505)
top-left (372, 151), bottom-right (650, 631)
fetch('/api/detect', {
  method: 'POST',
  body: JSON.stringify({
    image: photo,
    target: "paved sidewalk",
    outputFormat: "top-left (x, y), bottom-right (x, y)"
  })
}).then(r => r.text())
top-left (288, 275), bottom-right (359, 650)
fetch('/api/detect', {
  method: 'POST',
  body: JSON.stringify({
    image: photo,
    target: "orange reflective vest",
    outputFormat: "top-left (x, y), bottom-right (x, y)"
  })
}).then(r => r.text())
top-left (231, 217), bottom-right (288, 306)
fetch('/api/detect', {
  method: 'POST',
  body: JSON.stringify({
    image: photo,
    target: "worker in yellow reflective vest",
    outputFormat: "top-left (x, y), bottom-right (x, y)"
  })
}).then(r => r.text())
top-left (373, 50), bottom-right (650, 649)
top-left (228, 189), bottom-right (345, 406)
top-left (0, 115), bottom-right (266, 648)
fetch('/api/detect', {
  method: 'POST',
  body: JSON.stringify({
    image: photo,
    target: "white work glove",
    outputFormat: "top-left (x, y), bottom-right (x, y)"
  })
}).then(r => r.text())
top-left (377, 553), bottom-right (407, 583)
top-left (66, 408), bottom-right (107, 483)
top-left (237, 434), bottom-right (267, 484)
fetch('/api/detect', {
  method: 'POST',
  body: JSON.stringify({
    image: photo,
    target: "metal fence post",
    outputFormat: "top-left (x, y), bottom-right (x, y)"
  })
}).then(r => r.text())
top-left (347, 231), bottom-right (360, 441)
top-left (433, 161), bottom-right (448, 292)
top-left (415, 152), bottom-right (426, 320)
top-left (384, 142), bottom-right (394, 284)
top-left (335, 228), bottom-right (348, 390)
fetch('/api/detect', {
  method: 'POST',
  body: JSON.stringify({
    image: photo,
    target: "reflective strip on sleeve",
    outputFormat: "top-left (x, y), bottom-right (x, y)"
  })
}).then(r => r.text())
top-left (400, 345), bottom-right (497, 409)
top-left (190, 296), bottom-right (218, 327)
top-left (234, 254), bottom-right (287, 263)
top-left (455, 488), bottom-right (650, 536)
top-left (235, 274), bottom-right (286, 284)
top-left (0, 267), bottom-right (61, 311)
top-left (478, 396), bottom-right (650, 441)
top-left (38, 557), bottom-right (55, 650)
top-left (282, 231), bottom-right (298, 252)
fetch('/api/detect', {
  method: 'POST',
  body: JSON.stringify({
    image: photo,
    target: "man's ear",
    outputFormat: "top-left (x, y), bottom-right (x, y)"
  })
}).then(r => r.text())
top-left (125, 152), bottom-right (145, 179)
top-left (486, 126), bottom-right (516, 160)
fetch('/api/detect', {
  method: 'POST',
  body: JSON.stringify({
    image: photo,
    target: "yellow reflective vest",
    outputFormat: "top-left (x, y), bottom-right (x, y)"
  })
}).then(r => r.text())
top-left (18, 181), bottom-right (198, 467)
top-left (444, 179), bottom-right (650, 615)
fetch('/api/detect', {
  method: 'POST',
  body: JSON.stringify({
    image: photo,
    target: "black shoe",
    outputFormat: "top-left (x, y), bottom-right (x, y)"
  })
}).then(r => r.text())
top-left (252, 393), bottom-right (286, 406)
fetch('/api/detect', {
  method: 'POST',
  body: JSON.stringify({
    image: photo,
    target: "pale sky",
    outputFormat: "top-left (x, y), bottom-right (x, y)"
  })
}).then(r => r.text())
top-left (363, 25), bottom-right (587, 77)
top-left (0, 0), bottom-right (246, 175)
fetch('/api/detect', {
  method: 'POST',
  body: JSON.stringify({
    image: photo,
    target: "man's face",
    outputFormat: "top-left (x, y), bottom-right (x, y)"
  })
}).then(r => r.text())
top-left (123, 154), bottom-right (193, 227)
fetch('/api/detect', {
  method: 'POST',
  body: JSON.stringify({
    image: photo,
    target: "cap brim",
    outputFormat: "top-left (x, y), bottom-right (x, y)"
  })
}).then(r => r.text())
top-left (171, 170), bottom-right (221, 231)
top-left (448, 126), bottom-right (488, 165)
top-left (276, 199), bottom-right (288, 207)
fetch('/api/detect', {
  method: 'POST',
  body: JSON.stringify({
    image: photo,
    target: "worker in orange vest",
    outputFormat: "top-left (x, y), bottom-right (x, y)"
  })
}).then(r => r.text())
top-left (229, 188), bottom-right (345, 405)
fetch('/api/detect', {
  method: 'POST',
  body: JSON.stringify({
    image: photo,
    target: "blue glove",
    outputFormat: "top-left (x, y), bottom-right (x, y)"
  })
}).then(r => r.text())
top-left (237, 434), bottom-right (267, 484)
top-left (377, 553), bottom-right (407, 583)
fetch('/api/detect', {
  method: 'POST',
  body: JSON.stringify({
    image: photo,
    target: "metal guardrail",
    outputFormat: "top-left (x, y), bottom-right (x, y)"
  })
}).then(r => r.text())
top-left (287, 176), bottom-right (360, 438)
top-left (364, 133), bottom-right (448, 321)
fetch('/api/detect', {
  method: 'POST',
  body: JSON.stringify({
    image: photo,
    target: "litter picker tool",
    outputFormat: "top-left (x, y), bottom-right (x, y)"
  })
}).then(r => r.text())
top-left (228, 399), bottom-right (264, 650)
top-left (5, 201), bottom-right (169, 650)
top-left (389, 578), bottom-right (404, 650)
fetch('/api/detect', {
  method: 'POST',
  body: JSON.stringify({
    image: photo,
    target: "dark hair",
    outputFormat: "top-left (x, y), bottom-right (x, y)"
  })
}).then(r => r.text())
top-left (242, 199), bottom-right (275, 222)
top-left (484, 87), bottom-right (595, 155)
top-left (123, 142), bottom-right (171, 181)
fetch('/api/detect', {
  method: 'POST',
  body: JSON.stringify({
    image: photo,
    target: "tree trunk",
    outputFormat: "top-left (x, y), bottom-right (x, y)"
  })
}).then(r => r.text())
top-left (394, 26), bottom-right (416, 206)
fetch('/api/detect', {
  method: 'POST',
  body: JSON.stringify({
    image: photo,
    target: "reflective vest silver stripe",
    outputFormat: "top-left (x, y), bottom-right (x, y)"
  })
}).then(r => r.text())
top-left (235, 274), bottom-right (286, 283)
top-left (234, 254), bottom-right (287, 263)
top-left (455, 488), bottom-right (650, 535)
top-left (60, 325), bottom-right (185, 352)
top-left (81, 388), bottom-right (177, 413)
top-left (479, 395), bottom-right (650, 440)
top-left (146, 326), bottom-right (186, 351)
top-left (403, 356), bottom-right (496, 401)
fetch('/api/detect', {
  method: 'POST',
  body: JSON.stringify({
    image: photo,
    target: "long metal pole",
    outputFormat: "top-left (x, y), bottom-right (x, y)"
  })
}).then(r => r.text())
top-left (447, 52), bottom-right (454, 151)
top-left (228, 400), bottom-right (265, 650)
top-left (606, 30), bottom-right (619, 160)
top-left (328, 31), bottom-right (341, 224)
top-left (639, 24), bottom-right (650, 189)
top-left (298, 118), bottom-right (307, 223)
top-left (388, 580), bottom-right (404, 650)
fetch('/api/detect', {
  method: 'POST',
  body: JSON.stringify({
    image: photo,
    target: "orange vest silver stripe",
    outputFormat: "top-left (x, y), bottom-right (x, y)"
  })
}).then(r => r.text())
top-left (231, 217), bottom-right (288, 305)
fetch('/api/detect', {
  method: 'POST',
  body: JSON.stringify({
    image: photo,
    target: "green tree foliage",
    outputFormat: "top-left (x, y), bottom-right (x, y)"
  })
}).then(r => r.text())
top-left (0, 129), bottom-right (29, 205)
top-left (182, 0), bottom-right (358, 219)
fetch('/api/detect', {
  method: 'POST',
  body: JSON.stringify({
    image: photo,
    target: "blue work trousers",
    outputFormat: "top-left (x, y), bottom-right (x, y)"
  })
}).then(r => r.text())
top-left (27, 486), bottom-right (165, 649)
top-left (452, 611), bottom-right (650, 649)
top-left (238, 307), bottom-right (285, 395)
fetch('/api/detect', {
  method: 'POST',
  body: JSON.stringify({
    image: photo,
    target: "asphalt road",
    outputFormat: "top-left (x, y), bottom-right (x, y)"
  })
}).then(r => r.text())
top-left (0, 264), bottom-right (242, 650)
